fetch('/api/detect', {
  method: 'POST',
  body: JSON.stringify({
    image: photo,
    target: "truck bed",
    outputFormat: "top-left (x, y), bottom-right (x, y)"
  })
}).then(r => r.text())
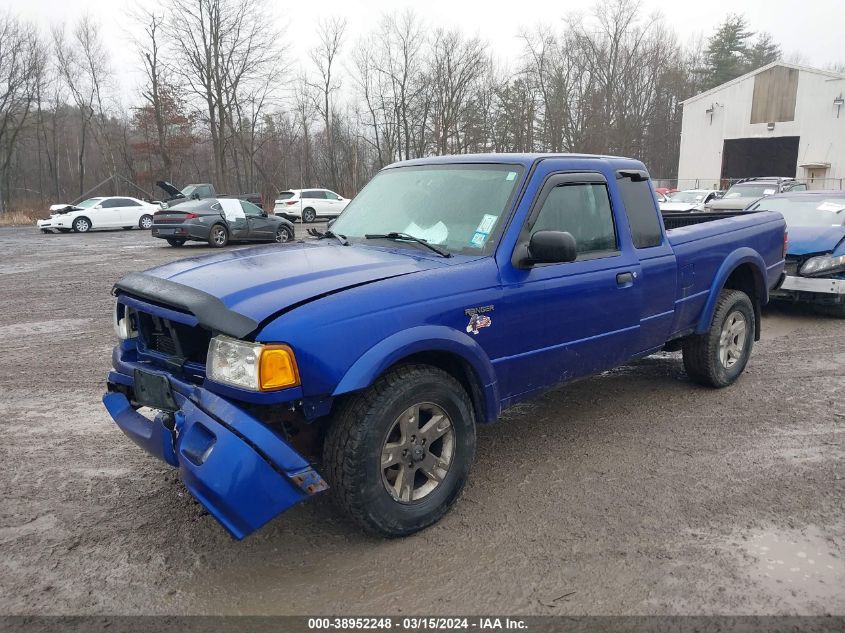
top-left (665, 210), bottom-right (786, 337)
top-left (661, 210), bottom-right (751, 231)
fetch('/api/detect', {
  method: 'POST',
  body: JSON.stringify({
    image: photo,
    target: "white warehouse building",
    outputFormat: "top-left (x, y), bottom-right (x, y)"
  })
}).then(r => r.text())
top-left (677, 62), bottom-right (845, 190)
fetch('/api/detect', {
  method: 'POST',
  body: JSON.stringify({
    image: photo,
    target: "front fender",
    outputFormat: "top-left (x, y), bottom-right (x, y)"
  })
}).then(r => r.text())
top-left (695, 247), bottom-right (767, 336)
top-left (332, 325), bottom-right (500, 423)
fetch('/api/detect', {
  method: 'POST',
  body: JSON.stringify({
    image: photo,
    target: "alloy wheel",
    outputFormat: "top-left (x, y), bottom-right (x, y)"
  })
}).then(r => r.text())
top-left (719, 310), bottom-right (747, 368)
top-left (380, 402), bottom-right (455, 504)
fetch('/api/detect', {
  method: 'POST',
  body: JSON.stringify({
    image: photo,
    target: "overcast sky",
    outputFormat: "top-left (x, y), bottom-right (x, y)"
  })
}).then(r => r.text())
top-left (10, 0), bottom-right (845, 101)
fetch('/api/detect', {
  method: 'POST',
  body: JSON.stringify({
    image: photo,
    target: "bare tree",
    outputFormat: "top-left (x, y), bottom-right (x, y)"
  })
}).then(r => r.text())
top-left (0, 14), bottom-right (44, 212)
top-left (308, 17), bottom-right (346, 191)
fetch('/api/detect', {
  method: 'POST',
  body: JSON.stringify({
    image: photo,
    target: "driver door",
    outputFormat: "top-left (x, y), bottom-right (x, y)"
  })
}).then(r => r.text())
top-left (495, 171), bottom-right (643, 400)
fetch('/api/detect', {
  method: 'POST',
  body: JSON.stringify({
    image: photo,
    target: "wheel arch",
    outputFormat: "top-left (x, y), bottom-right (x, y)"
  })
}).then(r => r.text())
top-left (332, 325), bottom-right (500, 424)
top-left (696, 249), bottom-right (767, 341)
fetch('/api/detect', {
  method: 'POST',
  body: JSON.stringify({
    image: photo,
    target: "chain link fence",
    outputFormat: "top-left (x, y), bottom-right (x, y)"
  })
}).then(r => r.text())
top-left (652, 177), bottom-right (845, 192)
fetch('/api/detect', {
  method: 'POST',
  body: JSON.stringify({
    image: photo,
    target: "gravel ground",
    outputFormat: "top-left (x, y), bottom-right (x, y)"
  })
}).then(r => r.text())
top-left (0, 224), bottom-right (843, 616)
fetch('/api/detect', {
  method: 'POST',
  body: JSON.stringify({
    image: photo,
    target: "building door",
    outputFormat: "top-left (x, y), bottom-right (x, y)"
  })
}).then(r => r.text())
top-left (721, 136), bottom-right (800, 180)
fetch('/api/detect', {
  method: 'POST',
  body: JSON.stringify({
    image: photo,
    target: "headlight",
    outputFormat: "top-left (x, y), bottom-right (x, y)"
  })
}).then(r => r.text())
top-left (114, 302), bottom-right (138, 340)
top-left (800, 254), bottom-right (845, 277)
top-left (207, 335), bottom-right (300, 391)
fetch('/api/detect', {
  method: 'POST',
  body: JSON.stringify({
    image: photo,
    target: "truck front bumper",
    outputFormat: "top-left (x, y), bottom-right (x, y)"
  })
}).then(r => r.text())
top-left (103, 347), bottom-right (327, 539)
top-left (770, 275), bottom-right (845, 305)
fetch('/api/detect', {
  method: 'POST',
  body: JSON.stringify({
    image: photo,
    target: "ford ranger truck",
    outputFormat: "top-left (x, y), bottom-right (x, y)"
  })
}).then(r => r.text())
top-left (103, 154), bottom-right (786, 539)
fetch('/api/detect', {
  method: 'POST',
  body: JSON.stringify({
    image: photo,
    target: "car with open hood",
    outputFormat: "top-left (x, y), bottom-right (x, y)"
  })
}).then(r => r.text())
top-left (37, 196), bottom-right (159, 233)
top-left (156, 181), bottom-right (263, 208)
top-left (753, 191), bottom-right (845, 316)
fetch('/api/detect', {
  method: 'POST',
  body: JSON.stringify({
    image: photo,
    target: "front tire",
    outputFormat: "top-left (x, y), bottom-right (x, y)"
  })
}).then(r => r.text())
top-left (683, 289), bottom-right (755, 388)
top-left (208, 223), bottom-right (228, 248)
top-left (72, 217), bottom-right (91, 233)
top-left (323, 365), bottom-right (476, 537)
top-left (139, 214), bottom-right (154, 230)
top-left (302, 207), bottom-right (316, 223)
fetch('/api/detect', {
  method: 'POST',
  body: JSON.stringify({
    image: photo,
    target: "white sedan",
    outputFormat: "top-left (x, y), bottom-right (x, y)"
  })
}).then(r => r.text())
top-left (38, 197), bottom-right (160, 233)
top-left (273, 188), bottom-right (350, 223)
top-left (660, 189), bottom-right (722, 212)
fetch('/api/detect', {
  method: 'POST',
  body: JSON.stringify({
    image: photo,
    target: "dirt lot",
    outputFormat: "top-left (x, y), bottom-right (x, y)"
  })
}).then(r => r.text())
top-left (0, 224), bottom-right (843, 616)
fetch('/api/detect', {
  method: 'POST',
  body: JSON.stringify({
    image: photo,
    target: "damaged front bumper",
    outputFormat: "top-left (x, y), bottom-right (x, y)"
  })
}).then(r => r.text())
top-left (103, 347), bottom-right (327, 539)
top-left (770, 275), bottom-right (845, 305)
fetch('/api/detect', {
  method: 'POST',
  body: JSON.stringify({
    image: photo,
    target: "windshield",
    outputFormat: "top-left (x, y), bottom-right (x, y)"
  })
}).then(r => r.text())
top-left (330, 164), bottom-right (524, 255)
top-left (669, 191), bottom-right (707, 203)
top-left (181, 185), bottom-right (199, 198)
top-left (748, 196), bottom-right (845, 227)
top-left (724, 184), bottom-right (776, 199)
top-left (75, 198), bottom-right (102, 209)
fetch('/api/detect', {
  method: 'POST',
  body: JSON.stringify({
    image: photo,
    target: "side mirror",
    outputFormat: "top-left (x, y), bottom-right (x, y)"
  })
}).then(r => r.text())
top-left (523, 230), bottom-right (577, 266)
top-left (191, 193), bottom-right (200, 200)
top-left (260, 211), bottom-right (268, 217)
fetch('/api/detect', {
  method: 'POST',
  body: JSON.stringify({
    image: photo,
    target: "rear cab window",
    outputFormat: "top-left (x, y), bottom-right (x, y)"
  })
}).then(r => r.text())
top-left (616, 172), bottom-right (663, 249)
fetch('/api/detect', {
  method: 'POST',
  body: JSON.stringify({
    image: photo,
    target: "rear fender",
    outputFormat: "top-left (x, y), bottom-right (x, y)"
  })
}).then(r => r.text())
top-left (332, 325), bottom-right (500, 423)
top-left (695, 248), bottom-right (767, 337)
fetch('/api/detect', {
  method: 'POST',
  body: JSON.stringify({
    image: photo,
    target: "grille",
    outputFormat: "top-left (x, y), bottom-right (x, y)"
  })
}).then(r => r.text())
top-left (784, 257), bottom-right (801, 276)
top-left (136, 310), bottom-right (212, 364)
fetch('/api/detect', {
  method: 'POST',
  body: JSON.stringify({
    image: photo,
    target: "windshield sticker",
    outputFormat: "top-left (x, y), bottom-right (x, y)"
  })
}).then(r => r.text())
top-left (470, 232), bottom-right (488, 247)
top-left (477, 214), bottom-right (498, 234)
top-left (817, 202), bottom-right (845, 212)
top-left (466, 313), bottom-right (492, 335)
top-left (763, 189), bottom-right (776, 195)
top-left (506, 171), bottom-right (517, 181)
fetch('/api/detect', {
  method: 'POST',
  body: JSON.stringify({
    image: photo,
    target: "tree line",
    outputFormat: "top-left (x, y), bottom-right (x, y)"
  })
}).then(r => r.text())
top-left (0, 0), bottom-right (806, 213)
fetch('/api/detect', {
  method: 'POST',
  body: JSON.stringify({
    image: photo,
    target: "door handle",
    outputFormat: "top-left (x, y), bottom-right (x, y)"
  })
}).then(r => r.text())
top-left (616, 272), bottom-right (634, 286)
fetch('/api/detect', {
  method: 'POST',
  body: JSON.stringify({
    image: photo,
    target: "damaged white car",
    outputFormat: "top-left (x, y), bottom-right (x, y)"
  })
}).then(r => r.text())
top-left (38, 197), bottom-right (159, 234)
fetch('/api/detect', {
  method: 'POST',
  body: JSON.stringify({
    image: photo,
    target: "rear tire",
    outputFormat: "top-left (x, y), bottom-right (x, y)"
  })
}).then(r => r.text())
top-left (303, 207), bottom-right (316, 223)
top-left (72, 217), bottom-right (91, 233)
top-left (139, 214), bottom-right (154, 230)
top-left (275, 225), bottom-right (294, 243)
top-left (208, 223), bottom-right (228, 248)
top-left (682, 289), bottom-right (755, 388)
top-left (166, 238), bottom-right (186, 247)
top-left (323, 365), bottom-right (476, 537)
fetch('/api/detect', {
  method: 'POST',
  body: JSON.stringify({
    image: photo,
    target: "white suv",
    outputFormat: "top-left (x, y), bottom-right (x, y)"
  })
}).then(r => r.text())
top-left (273, 189), bottom-right (349, 223)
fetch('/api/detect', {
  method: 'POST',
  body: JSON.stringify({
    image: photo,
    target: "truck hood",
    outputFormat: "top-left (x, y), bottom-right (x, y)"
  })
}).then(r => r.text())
top-left (118, 243), bottom-right (445, 334)
top-left (786, 225), bottom-right (845, 256)
top-left (706, 197), bottom-right (756, 211)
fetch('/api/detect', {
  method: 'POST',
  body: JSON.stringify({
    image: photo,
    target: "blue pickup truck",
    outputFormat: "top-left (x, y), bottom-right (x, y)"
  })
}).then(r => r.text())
top-left (103, 154), bottom-right (786, 539)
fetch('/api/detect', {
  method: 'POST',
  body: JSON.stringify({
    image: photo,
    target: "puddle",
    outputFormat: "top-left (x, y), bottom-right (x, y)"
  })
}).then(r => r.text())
top-left (744, 526), bottom-right (844, 606)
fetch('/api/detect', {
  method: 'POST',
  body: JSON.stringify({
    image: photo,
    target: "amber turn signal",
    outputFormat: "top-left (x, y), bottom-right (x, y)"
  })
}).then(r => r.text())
top-left (259, 345), bottom-right (300, 391)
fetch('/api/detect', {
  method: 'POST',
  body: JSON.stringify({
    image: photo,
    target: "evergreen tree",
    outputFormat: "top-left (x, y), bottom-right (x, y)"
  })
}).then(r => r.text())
top-left (704, 14), bottom-right (754, 89)
top-left (745, 33), bottom-right (782, 71)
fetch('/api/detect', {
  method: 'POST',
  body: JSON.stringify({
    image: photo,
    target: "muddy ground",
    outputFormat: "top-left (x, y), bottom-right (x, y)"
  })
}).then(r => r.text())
top-left (0, 225), bottom-right (842, 616)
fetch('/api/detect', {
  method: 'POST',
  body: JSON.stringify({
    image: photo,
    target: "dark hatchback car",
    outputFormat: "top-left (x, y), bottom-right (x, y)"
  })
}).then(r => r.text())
top-left (151, 198), bottom-right (295, 248)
